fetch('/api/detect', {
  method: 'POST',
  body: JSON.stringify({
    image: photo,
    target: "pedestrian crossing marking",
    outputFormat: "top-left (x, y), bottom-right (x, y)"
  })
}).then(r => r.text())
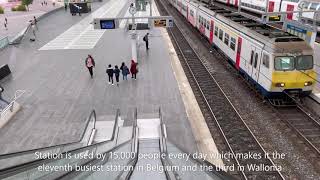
top-left (40, 0), bottom-right (128, 50)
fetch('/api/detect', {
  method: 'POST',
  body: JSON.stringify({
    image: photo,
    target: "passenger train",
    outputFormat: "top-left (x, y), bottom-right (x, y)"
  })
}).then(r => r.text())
top-left (169, 0), bottom-right (317, 98)
top-left (213, 0), bottom-right (320, 21)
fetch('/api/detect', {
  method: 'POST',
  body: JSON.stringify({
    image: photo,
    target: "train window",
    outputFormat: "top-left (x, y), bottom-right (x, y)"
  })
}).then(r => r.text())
top-left (219, 29), bottom-right (223, 40)
top-left (230, 37), bottom-right (236, 51)
top-left (254, 53), bottom-right (258, 68)
top-left (190, 10), bottom-right (194, 17)
top-left (262, 54), bottom-right (270, 69)
top-left (250, 51), bottom-right (254, 65)
top-left (302, 2), bottom-right (310, 9)
top-left (224, 33), bottom-right (229, 45)
top-left (214, 27), bottom-right (218, 36)
top-left (310, 3), bottom-right (318, 10)
top-left (296, 55), bottom-right (313, 70)
top-left (274, 57), bottom-right (295, 71)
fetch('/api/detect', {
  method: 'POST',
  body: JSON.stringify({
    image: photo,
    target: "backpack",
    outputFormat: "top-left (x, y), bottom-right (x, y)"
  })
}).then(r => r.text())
top-left (143, 36), bottom-right (146, 41)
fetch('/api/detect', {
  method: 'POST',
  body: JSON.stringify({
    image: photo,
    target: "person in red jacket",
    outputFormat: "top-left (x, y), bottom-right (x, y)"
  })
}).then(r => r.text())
top-left (85, 55), bottom-right (95, 78)
top-left (130, 60), bottom-right (138, 80)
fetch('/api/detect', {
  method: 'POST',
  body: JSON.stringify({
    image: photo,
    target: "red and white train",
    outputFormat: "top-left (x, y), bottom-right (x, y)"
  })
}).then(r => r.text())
top-left (213, 0), bottom-right (320, 21)
top-left (169, 0), bottom-right (317, 98)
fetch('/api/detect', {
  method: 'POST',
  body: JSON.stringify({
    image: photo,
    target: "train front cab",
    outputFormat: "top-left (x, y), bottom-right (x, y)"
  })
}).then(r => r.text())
top-left (269, 53), bottom-right (317, 98)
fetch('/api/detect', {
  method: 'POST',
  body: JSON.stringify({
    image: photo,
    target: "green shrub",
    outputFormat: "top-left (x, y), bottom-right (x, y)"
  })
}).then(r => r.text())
top-left (16, 4), bottom-right (27, 11)
top-left (0, 6), bottom-right (4, 14)
top-left (11, 7), bottom-right (16, 11)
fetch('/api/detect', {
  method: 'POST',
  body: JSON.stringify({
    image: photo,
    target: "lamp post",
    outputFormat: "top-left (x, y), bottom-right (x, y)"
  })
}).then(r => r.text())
top-left (129, 3), bottom-right (138, 62)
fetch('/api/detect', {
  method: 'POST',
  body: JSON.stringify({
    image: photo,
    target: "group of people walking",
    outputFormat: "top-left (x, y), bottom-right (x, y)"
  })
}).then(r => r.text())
top-left (85, 55), bottom-right (138, 86)
top-left (84, 33), bottom-right (150, 85)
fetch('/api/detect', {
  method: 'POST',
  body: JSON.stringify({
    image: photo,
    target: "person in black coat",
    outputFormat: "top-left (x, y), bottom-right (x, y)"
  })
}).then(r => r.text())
top-left (143, 33), bottom-right (149, 50)
top-left (114, 65), bottom-right (120, 86)
top-left (106, 64), bottom-right (114, 85)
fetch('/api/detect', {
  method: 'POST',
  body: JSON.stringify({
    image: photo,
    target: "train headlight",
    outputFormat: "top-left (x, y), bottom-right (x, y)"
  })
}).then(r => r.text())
top-left (275, 83), bottom-right (285, 87)
top-left (304, 81), bottom-right (313, 86)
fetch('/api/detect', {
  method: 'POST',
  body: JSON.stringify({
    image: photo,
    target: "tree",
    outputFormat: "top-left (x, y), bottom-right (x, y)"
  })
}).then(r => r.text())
top-left (22, 0), bottom-right (33, 11)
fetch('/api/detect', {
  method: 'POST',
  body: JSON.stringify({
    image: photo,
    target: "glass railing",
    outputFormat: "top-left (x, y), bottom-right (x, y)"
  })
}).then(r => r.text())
top-left (165, 141), bottom-right (235, 180)
top-left (0, 110), bottom-right (98, 170)
top-left (0, 37), bottom-right (9, 49)
top-left (53, 109), bottom-right (139, 180)
top-left (0, 109), bottom-right (121, 179)
top-left (158, 108), bottom-right (236, 180)
top-left (69, 139), bottom-right (134, 180)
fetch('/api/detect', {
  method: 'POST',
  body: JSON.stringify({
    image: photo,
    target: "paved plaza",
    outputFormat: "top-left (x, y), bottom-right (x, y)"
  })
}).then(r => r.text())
top-left (0, 0), bottom-right (198, 154)
top-left (0, 0), bottom-right (61, 40)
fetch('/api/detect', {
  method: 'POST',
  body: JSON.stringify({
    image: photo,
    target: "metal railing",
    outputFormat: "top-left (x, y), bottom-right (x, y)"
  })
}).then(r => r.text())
top-left (0, 90), bottom-right (25, 120)
top-left (0, 109), bottom-right (121, 179)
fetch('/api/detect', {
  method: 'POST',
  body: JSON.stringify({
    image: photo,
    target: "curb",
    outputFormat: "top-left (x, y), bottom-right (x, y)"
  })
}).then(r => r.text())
top-left (310, 93), bottom-right (320, 104)
top-left (9, 6), bottom-right (64, 45)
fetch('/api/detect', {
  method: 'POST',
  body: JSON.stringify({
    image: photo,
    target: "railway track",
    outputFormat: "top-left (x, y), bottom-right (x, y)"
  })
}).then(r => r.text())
top-left (162, 0), bottom-right (320, 162)
top-left (156, 0), bottom-right (285, 179)
top-left (274, 104), bottom-right (320, 156)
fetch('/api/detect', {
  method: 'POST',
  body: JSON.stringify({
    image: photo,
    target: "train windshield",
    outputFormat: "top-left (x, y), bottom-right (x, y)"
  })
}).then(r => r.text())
top-left (274, 56), bottom-right (314, 71)
top-left (296, 55), bottom-right (313, 70)
top-left (274, 57), bottom-right (295, 71)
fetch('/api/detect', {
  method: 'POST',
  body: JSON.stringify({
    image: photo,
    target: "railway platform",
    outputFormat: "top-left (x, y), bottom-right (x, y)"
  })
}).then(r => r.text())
top-left (312, 43), bottom-right (320, 103)
top-left (0, 0), bottom-right (223, 169)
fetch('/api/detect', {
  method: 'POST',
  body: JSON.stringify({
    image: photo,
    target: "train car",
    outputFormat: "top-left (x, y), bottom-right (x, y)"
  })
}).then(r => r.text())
top-left (181, 0), bottom-right (189, 18)
top-left (197, 6), bottom-right (214, 41)
top-left (215, 0), bottom-right (282, 14)
top-left (280, 0), bottom-right (300, 20)
top-left (187, 1), bottom-right (199, 26)
top-left (169, 0), bottom-right (317, 98)
top-left (299, 1), bottom-right (320, 24)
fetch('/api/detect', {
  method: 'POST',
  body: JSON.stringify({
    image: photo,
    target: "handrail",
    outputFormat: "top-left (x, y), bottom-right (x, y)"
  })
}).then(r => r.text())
top-left (0, 109), bottom-right (121, 178)
top-left (58, 139), bottom-right (132, 180)
top-left (0, 109), bottom-right (97, 159)
top-left (167, 141), bottom-right (236, 180)
top-left (159, 107), bottom-right (178, 180)
top-left (123, 108), bottom-right (139, 180)
top-left (110, 109), bottom-right (120, 141)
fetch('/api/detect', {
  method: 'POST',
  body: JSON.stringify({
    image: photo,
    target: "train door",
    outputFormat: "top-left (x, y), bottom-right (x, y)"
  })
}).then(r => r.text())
top-left (248, 46), bottom-right (256, 78)
top-left (286, 4), bottom-right (294, 20)
top-left (235, 0), bottom-right (238, 7)
top-left (209, 20), bottom-right (214, 44)
top-left (252, 50), bottom-right (261, 82)
top-left (187, 5), bottom-right (189, 20)
top-left (236, 37), bottom-right (242, 70)
top-left (268, 1), bottom-right (275, 12)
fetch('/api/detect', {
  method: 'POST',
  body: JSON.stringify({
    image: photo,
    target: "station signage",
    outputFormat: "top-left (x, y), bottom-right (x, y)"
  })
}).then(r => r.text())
top-left (283, 21), bottom-right (317, 48)
top-left (100, 20), bottom-right (116, 29)
top-left (93, 18), bottom-right (119, 29)
top-left (152, 18), bottom-right (173, 28)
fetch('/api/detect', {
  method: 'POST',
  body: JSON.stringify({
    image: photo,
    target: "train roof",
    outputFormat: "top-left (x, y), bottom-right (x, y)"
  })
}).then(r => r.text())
top-left (206, 4), bottom-right (304, 42)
